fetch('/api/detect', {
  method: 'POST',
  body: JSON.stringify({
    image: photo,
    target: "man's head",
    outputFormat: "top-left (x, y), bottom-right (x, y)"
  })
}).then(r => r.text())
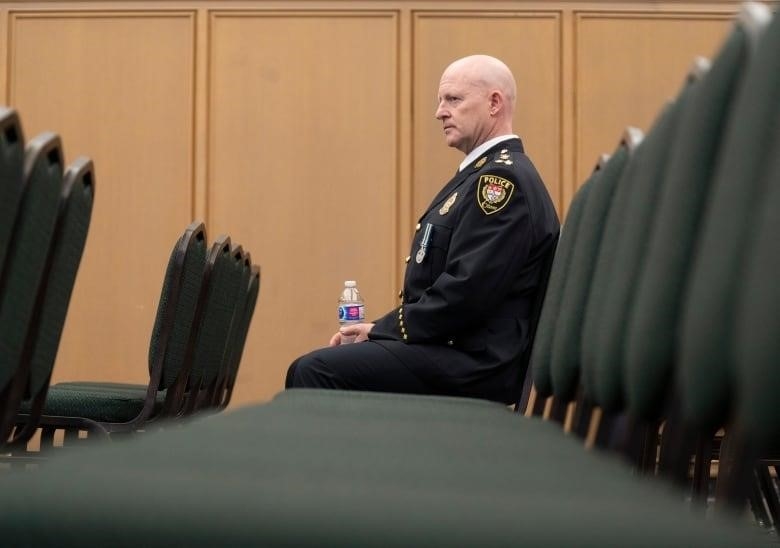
top-left (435, 55), bottom-right (517, 155)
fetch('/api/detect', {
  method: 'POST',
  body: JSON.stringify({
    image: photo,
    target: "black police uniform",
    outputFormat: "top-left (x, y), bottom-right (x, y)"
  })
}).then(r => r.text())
top-left (286, 137), bottom-right (560, 403)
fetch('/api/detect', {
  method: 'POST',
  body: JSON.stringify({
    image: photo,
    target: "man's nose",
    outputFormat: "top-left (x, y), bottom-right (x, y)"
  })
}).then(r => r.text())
top-left (435, 105), bottom-right (448, 120)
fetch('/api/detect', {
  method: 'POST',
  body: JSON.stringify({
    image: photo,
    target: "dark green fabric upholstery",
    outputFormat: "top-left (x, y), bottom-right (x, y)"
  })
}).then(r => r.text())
top-left (549, 144), bottom-right (631, 402)
top-left (0, 391), bottom-right (767, 547)
top-left (187, 243), bottom-right (245, 392)
top-left (593, 93), bottom-right (689, 413)
top-left (153, 225), bottom-right (208, 391)
top-left (27, 158), bottom-right (94, 395)
top-left (529, 173), bottom-right (593, 398)
top-left (22, 386), bottom-right (165, 423)
top-left (0, 108), bottom-right (24, 277)
top-left (624, 24), bottom-right (752, 420)
top-left (734, 128), bottom-right (780, 447)
top-left (220, 263), bottom-right (261, 406)
top-left (679, 10), bottom-right (780, 430)
top-left (577, 137), bottom-right (639, 401)
top-left (0, 133), bottom-right (63, 390)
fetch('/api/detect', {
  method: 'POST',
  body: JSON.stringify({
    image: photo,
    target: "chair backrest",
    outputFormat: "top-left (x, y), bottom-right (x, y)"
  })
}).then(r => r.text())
top-left (528, 161), bottom-right (596, 401)
top-left (216, 262), bottom-right (260, 410)
top-left (549, 133), bottom-right (635, 404)
top-left (678, 4), bottom-right (779, 432)
top-left (624, 9), bottom-right (763, 421)
top-left (0, 133), bottom-right (64, 394)
top-left (733, 123), bottom-right (780, 450)
top-left (0, 132), bottom-right (64, 441)
top-left (0, 108), bottom-right (25, 278)
top-left (174, 236), bottom-right (242, 415)
top-left (195, 244), bottom-right (247, 401)
top-left (26, 157), bottom-right (96, 401)
top-left (591, 77), bottom-right (695, 413)
top-left (148, 221), bottom-right (208, 398)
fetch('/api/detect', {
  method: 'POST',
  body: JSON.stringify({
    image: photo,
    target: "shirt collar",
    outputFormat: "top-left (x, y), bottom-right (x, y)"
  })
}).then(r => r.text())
top-left (458, 134), bottom-right (519, 172)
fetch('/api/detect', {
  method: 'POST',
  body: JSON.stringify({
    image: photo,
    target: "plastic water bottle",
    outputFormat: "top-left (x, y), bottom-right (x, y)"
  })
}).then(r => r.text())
top-left (338, 280), bottom-right (365, 344)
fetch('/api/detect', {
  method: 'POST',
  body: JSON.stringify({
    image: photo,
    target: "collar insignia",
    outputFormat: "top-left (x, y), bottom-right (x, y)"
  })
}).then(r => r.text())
top-left (474, 156), bottom-right (487, 169)
top-left (439, 192), bottom-right (458, 215)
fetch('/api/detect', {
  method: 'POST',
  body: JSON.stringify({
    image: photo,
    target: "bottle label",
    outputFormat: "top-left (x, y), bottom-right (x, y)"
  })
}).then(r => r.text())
top-left (338, 304), bottom-right (365, 322)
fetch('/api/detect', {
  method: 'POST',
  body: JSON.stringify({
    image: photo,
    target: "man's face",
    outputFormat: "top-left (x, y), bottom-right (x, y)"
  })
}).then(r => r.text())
top-left (435, 71), bottom-right (489, 154)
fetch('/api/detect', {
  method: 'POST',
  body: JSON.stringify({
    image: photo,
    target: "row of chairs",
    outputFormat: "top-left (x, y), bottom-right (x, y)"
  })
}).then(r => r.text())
top-left (0, 110), bottom-right (95, 453)
top-left (525, 0), bottom-right (780, 524)
top-left (0, 2), bottom-right (774, 545)
top-left (17, 222), bottom-right (260, 450)
top-left (0, 107), bottom-right (260, 458)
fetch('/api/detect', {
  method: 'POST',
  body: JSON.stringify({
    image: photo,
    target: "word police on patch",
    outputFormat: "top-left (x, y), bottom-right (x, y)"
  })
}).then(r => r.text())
top-left (477, 174), bottom-right (514, 215)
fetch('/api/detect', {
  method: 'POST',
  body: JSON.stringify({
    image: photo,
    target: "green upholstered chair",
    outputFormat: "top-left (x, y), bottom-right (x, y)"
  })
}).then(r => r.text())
top-left (0, 388), bottom-right (769, 547)
top-left (0, 133), bottom-right (64, 445)
top-left (546, 139), bottom-right (633, 419)
top-left (589, 95), bottom-right (691, 415)
top-left (27, 222), bottom-right (208, 443)
top-left (0, 108), bottom-right (25, 279)
top-left (625, 10), bottom-right (760, 423)
top-left (527, 160), bottom-right (596, 408)
top-left (513, 227), bottom-right (559, 414)
top-left (678, 2), bottom-right (780, 435)
top-left (179, 241), bottom-right (247, 415)
top-left (6, 158), bottom-right (95, 450)
top-left (723, 125), bottom-right (780, 517)
top-left (213, 264), bottom-right (261, 410)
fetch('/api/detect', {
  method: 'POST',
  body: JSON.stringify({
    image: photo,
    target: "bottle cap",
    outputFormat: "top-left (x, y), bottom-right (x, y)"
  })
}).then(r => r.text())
top-left (345, 280), bottom-right (357, 287)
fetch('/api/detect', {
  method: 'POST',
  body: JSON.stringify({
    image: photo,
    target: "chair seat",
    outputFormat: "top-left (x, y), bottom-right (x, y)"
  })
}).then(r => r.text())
top-left (20, 385), bottom-right (164, 424)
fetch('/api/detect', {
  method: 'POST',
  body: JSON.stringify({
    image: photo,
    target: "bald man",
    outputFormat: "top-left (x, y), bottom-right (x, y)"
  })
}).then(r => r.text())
top-left (286, 55), bottom-right (559, 404)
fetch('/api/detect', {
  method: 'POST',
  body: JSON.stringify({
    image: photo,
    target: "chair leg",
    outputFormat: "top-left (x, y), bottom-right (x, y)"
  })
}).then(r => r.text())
top-left (755, 463), bottom-right (780, 528)
top-left (691, 434), bottom-right (714, 508)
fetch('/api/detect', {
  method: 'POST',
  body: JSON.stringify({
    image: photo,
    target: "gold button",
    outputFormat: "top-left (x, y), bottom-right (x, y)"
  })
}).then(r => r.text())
top-left (403, 334), bottom-right (408, 341)
top-left (415, 223), bottom-right (421, 231)
top-left (405, 256), bottom-right (411, 263)
top-left (448, 340), bottom-right (455, 346)
top-left (398, 290), bottom-right (404, 299)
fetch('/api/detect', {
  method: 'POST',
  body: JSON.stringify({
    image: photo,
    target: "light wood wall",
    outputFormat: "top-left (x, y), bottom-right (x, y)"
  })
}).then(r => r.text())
top-left (0, 1), bottom-right (755, 407)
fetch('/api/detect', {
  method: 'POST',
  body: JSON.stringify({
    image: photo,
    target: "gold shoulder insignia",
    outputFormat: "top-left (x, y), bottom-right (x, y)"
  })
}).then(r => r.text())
top-left (474, 156), bottom-right (487, 169)
top-left (477, 174), bottom-right (514, 215)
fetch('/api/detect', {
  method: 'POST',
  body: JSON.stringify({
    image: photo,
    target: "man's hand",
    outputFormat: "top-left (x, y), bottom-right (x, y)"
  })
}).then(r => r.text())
top-left (329, 322), bottom-right (376, 346)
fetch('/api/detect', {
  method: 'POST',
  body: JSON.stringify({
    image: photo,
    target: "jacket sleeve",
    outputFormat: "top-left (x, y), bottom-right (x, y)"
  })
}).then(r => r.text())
top-left (370, 167), bottom-right (535, 343)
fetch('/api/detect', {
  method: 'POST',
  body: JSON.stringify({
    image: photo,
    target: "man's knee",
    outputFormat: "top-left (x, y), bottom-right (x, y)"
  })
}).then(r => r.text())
top-left (286, 352), bottom-right (343, 389)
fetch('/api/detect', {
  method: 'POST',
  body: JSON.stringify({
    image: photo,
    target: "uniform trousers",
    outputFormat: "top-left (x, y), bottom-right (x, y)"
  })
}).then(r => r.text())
top-left (285, 341), bottom-right (441, 396)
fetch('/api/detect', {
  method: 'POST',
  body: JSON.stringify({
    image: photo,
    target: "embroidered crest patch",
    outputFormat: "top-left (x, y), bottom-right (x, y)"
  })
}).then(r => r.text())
top-left (477, 175), bottom-right (514, 215)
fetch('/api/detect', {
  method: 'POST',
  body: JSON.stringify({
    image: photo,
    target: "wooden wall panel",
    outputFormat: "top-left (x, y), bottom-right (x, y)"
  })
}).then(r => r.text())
top-left (208, 11), bottom-right (399, 404)
top-left (574, 11), bottom-right (734, 184)
top-left (413, 11), bottom-right (562, 216)
top-left (7, 10), bottom-right (196, 385)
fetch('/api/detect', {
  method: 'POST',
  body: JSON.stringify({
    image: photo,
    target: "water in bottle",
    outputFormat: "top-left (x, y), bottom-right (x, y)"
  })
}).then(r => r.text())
top-left (338, 280), bottom-right (365, 344)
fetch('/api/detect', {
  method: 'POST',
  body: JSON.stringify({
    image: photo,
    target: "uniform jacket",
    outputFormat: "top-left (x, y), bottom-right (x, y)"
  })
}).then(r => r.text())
top-left (369, 138), bottom-right (560, 402)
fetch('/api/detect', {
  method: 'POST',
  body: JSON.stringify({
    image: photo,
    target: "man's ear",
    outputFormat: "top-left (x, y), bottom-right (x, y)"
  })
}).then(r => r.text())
top-left (489, 91), bottom-right (503, 115)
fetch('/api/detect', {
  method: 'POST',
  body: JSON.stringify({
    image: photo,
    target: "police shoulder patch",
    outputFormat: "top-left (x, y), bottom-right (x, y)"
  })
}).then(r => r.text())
top-left (477, 174), bottom-right (514, 215)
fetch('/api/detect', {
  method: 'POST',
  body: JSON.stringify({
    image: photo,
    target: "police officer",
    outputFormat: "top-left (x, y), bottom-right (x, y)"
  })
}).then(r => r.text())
top-left (286, 54), bottom-right (559, 404)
